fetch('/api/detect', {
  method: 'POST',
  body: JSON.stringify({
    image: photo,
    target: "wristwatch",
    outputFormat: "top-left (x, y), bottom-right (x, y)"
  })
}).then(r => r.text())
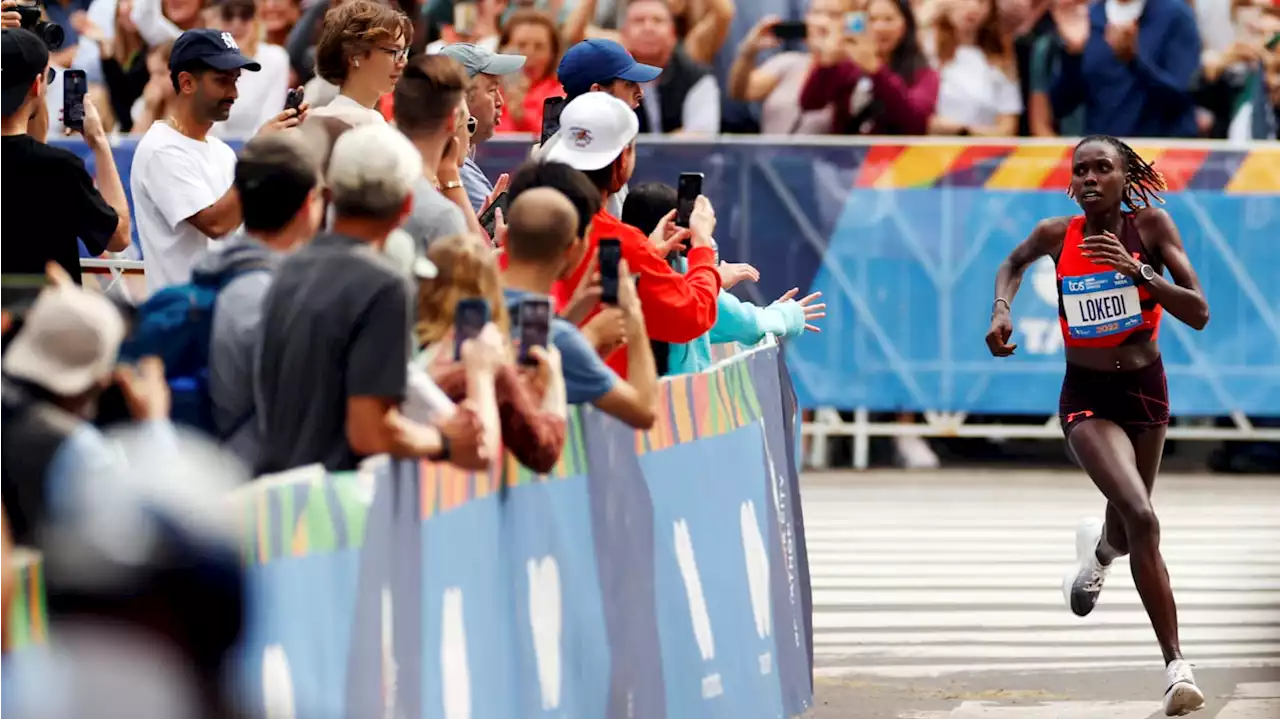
top-left (1135, 263), bottom-right (1157, 285)
top-left (439, 179), bottom-right (464, 191)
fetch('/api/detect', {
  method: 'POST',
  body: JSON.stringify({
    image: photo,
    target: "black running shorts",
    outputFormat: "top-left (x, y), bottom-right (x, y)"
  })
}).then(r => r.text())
top-left (1059, 357), bottom-right (1170, 438)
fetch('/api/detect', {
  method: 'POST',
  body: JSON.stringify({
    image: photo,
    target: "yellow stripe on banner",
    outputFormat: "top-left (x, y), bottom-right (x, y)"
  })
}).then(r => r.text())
top-left (670, 378), bottom-right (694, 445)
top-left (985, 145), bottom-right (1067, 190)
top-left (1227, 147), bottom-right (1280, 194)
top-left (873, 145), bottom-right (966, 189)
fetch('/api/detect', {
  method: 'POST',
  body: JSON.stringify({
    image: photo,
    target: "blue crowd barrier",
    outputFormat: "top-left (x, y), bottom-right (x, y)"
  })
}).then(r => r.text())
top-left (4, 342), bottom-right (814, 719)
top-left (57, 136), bottom-right (1280, 418)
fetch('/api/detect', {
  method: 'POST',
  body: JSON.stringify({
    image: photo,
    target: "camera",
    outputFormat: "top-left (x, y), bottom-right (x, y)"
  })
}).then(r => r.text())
top-left (16, 3), bottom-right (65, 51)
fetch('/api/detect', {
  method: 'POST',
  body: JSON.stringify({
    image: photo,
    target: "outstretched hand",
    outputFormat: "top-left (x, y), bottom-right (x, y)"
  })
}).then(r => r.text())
top-left (777, 287), bottom-right (826, 333)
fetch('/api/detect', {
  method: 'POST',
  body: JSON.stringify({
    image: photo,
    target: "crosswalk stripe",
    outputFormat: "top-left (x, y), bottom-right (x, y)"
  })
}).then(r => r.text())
top-left (890, 682), bottom-right (1280, 717)
top-left (815, 656), bottom-right (1279, 680)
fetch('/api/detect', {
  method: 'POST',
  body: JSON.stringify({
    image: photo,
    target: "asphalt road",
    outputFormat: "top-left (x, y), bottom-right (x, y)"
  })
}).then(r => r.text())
top-left (799, 469), bottom-right (1280, 718)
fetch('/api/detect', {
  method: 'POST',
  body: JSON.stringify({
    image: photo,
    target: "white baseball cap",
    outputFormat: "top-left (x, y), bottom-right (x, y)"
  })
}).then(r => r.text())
top-left (3, 284), bottom-right (126, 397)
top-left (543, 92), bottom-right (639, 172)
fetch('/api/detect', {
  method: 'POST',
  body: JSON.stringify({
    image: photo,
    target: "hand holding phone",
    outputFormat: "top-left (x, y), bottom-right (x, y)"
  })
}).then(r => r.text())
top-left (844, 11), bottom-right (866, 34)
top-left (598, 239), bottom-right (622, 305)
top-left (285, 87), bottom-right (304, 113)
top-left (453, 298), bottom-right (491, 361)
top-left (63, 69), bottom-right (88, 132)
top-left (771, 20), bottom-right (807, 41)
top-left (516, 297), bottom-right (552, 366)
top-left (477, 191), bottom-right (508, 240)
top-left (676, 172), bottom-right (703, 230)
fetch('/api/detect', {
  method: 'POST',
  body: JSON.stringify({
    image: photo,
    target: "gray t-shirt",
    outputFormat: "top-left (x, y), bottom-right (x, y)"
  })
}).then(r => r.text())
top-left (254, 232), bottom-right (413, 474)
top-left (460, 155), bottom-right (492, 212)
top-left (402, 176), bottom-right (468, 254)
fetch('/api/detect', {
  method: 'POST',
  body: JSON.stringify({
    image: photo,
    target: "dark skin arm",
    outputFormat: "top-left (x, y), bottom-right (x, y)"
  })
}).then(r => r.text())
top-left (1080, 208), bottom-right (1210, 330)
top-left (986, 217), bottom-right (1070, 356)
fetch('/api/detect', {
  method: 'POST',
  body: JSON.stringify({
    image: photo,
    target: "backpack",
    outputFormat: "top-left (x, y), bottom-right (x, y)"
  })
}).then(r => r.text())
top-left (118, 261), bottom-right (271, 438)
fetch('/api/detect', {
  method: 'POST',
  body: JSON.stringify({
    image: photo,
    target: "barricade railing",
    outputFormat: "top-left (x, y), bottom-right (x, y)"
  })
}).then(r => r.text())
top-left (3, 341), bottom-right (815, 718)
top-left (64, 135), bottom-right (1280, 466)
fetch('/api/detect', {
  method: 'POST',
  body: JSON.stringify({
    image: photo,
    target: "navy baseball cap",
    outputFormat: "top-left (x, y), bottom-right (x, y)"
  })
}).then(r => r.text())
top-left (2, 29), bottom-right (50, 118)
top-left (557, 39), bottom-right (661, 97)
top-left (169, 28), bottom-right (261, 72)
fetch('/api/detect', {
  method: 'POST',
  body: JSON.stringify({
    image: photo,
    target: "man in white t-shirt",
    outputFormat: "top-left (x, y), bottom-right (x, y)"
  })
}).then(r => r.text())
top-left (131, 28), bottom-right (302, 295)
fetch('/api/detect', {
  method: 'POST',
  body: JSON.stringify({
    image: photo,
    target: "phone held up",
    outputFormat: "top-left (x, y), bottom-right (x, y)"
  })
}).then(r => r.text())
top-left (844, 11), bottom-right (866, 34)
top-left (516, 297), bottom-right (552, 367)
top-left (477, 191), bottom-right (509, 243)
top-left (63, 69), bottom-right (88, 132)
top-left (540, 96), bottom-right (567, 147)
top-left (771, 20), bottom-right (807, 41)
top-left (284, 87), bottom-right (304, 113)
top-left (675, 172), bottom-right (703, 232)
top-left (453, 297), bottom-right (490, 360)
top-left (598, 238), bottom-right (622, 305)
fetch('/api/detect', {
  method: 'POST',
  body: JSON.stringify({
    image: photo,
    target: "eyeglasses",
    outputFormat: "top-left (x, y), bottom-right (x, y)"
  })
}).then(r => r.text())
top-left (378, 46), bottom-right (410, 62)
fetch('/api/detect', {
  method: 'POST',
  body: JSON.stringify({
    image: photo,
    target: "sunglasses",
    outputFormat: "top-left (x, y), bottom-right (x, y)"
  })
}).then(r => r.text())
top-left (466, 116), bottom-right (477, 135)
top-left (46, 67), bottom-right (56, 84)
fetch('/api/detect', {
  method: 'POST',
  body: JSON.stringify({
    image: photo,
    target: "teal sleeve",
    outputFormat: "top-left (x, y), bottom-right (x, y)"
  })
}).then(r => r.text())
top-left (709, 292), bottom-right (795, 345)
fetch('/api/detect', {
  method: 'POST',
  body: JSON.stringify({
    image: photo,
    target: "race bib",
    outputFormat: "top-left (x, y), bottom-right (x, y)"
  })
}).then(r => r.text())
top-left (1061, 271), bottom-right (1143, 338)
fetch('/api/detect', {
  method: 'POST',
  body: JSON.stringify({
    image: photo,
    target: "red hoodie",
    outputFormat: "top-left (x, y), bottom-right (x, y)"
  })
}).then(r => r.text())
top-left (566, 209), bottom-right (721, 378)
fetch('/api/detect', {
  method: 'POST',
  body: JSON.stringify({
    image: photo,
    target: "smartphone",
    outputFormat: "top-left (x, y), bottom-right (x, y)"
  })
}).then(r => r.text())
top-left (453, 297), bottom-right (490, 360)
top-left (844, 11), bottom-right (866, 34)
top-left (676, 172), bottom-right (703, 230)
top-left (598, 238), bottom-right (622, 305)
top-left (540, 96), bottom-right (567, 146)
top-left (63, 69), bottom-right (88, 132)
top-left (477, 191), bottom-right (509, 242)
top-left (516, 297), bottom-right (552, 367)
top-left (284, 87), bottom-right (304, 113)
top-left (771, 21), bottom-right (807, 41)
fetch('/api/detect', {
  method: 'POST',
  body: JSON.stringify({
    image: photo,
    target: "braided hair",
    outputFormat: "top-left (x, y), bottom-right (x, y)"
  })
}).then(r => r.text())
top-left (1068, 135), bottom-right (1167, 211)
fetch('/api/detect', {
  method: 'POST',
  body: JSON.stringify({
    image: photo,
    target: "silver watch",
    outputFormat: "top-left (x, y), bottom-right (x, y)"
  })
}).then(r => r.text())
top-left (1136, 263), bottom-right (1157, 284)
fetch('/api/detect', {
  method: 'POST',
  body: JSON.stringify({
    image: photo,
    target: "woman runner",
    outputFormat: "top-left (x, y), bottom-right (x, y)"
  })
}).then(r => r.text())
top-left (985, 136), bottom-right (1211, 716)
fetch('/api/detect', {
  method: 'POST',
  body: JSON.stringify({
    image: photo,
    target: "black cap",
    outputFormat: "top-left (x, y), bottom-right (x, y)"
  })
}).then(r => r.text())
top-left (169, 28), bottom-right (262, 73)
top-left (1, 29), bottom-right (50, 118)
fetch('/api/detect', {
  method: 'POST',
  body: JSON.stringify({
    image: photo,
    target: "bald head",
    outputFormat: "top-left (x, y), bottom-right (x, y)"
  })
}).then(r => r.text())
top-left (506, 187), bottom-right (581, 263)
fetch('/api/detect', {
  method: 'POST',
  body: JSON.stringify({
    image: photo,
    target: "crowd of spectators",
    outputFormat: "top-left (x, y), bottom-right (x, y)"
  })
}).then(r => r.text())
top-left (4, 0), bottom-right (1278, 141)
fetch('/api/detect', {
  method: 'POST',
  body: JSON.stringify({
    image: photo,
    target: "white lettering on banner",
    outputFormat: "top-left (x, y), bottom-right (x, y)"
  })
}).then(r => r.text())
top-left (740, 500), bottom-right (772, 641)
top-left (262, 644), bottom-right (296, 719)
top-left (1017, 318), bottom-right (1063, 355)
top-left (761, 426), bottom-right (803, 652)
top-left (673, 519), bottom-right (723, 698)
top-left (1061, 272), bottom-right (1142, 339)
top-left (441, 587), bottom-right (472, 719)
top-left (527, 556), bottom-right (563, 710)
top-left (382, 585), bottom-right (397, 719)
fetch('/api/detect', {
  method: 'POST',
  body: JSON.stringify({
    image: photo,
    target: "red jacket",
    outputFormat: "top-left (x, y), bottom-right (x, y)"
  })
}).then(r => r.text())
top-left (566, 209), bottom-right (721, 378)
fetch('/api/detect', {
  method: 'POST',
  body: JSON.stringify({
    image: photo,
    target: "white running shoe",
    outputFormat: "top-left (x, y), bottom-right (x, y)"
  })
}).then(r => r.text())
top-left (1063, 517), bottom-right (1110, 617)
top-left (1163, 659), bottom-right (1205, 716)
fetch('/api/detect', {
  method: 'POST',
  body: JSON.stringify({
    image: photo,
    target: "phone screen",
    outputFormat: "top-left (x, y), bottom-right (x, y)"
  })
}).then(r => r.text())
top-left (453, 297), bottom-right (490, 360)
top-left (844, 11), bottom-right (866, 34)
top-left (540, 97), bottom-right (567, 146)
top-left (676, 172), bottom-right (703, 230)
top-left (63, 69), bottom-right (88, 132)
top-left (517, 298), bottom-right (552, 366)
top-left (771, 21), bottom-right (807, 41)
top-left (598, 238), bottom-right (622, 305)
top-left (477, 191), bottom-right (509, 242)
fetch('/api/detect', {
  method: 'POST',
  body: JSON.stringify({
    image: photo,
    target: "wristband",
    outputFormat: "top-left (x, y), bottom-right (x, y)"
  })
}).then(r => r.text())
top-left (992, 297), bottom-right (1011, 314)
top-left (429, 434), bottom-right (452, 462)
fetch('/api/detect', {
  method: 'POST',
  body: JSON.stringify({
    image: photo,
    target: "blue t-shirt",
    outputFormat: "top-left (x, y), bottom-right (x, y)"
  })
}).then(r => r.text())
top-left (504, 288), bottom-right (618, 405)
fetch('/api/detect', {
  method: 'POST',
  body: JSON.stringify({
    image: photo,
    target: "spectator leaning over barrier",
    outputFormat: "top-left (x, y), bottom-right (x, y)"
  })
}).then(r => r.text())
top-left (0, 263), bottom-right (171, 549)
top-left (621, 182), bottom-right (827, 376)
top-left (924, 0), bottom-right (1022, 136)
top-left (437, 42), bottom-right (527, 212)
top-left (494, 10), bottom-right (565, 135)
top-left (188, 132), bottom-right (323, 468)
top-left (1, 29), bottom-right (132, 285)
top-left (620, 0), bottom-right (720, 134)
top-left (416, 233), bottom-right (568, 472)
top-left (503, 177), bottom-right (659, 429)
top-left (308, 0), bottom-right (410, 124)
top-left (131, 29), bottom-right (304, 295)
top-left (554, 39), bottom-right (660, 217)
top-left (254, 123), bottom-right (489, 474)
top-left (394, 54), bottom-right (476, 251)
top-left (796, 0), bottom-right (939, 136)
top-left (1049, 0), bottom-right (1200, 137)
top-left (543, 92), bottom-right (722, 379)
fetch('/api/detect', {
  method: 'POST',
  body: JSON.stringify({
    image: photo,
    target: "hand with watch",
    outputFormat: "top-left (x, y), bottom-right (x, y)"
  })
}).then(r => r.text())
top-left (1080, 230), bottom-right (1156, 283)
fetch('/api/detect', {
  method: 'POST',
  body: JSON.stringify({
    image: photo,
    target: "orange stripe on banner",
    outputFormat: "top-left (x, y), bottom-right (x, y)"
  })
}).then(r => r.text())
top-left (257, 491), bottom-right (269, 564)
top-left (855, 145), bottom-right (906, 187)
top-left (28, 565), bottom-right (44, 644)
top-left (1226, 147), bottom-right (1280, 194)
top-left (420, 461), bottom-right (439, 518)
top-left (986, 145), bottom-right (1070, 190)
top-left (945, 145), bottom-right (1013, 179)
top-left (670, 377), bottom-right (694, 444)
top-left (1153, 149), bottom-right (1208, 191)
top-left (291, 512), bottom-right (307, 557)
top-left (691, 372), bottom-right (711, 439)
top-left (875, 145), bottom-right (967, 189)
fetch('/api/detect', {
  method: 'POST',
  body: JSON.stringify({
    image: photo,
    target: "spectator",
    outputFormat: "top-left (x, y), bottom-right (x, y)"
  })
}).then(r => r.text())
top-left (621, 182), bottom-right (825, 375)
top-left (2, 29), bottom-right (132, 284)
top-left (208, 0), bottom-right (294, 138)
top-left (394, 54), bottom-right (474, 251)
top-left (416, 233), bottom-right (568, 472)
top-left (77, 0), bottom-right (149, 132)
top-left (1049, 0), bottom-right (1200, 137)
top-left (620, 0), bottom-right (720, 134)
top-left (309, 0), bottom-right (410, 123)
top-left (438, 42), bottom-right (526, 212)
top-left (255, 123), bottom-right (486, 473)
top-left (925, 0), bottom-right (1022, 136)
top-left (131, 29), bottom-right (299, 295)
top-left (1027, 0), bottom-right (1087, 136)
top-left (503, 179), bottom-right (659, 429)
top-left (495, 9), bottom-right (564, 134)
top-left (260, 0), bottom-right (302, 48)
top-left (798, 0), bottom-right (938, 135)
top-left (187, 132), bottom-right (323, 467)
top-left (130, 0), bottom-right (201, 47)
top-left (130, 38), bottom-right (176, 133)
top-left (426, 0), bottom-right (506, 53)
top-left (728, 6), bottom-right (838, 135)
top-left (543, 92), bottom-right (722, 378)
top-left (563, 0), bottom-right (735, 67)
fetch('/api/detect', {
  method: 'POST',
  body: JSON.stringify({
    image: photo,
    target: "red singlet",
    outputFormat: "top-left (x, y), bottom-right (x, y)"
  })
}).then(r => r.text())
top-left (1055, 215), bottom-right (1162, 348)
